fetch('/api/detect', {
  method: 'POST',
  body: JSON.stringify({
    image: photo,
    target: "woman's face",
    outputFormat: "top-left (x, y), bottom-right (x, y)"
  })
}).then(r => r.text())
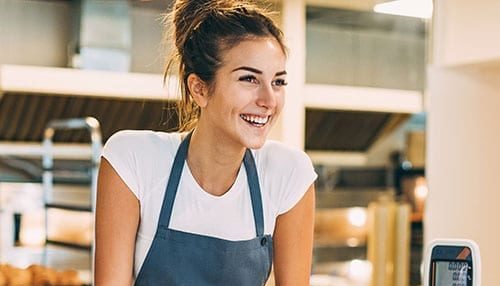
top-left (199, 37), bottom-right (287, 149)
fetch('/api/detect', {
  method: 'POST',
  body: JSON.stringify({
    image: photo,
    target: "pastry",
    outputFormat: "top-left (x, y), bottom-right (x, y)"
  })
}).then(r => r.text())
top-left (0, 269), bottom-right (7, 286)
top-left (0, 263), bottom-right (82, 286)
top-left (57, 269), bottom-right (81, 286)
top-left (29, 264), bottom-right (58, 286)
top-left (0, 264), bottom-right (32, 286)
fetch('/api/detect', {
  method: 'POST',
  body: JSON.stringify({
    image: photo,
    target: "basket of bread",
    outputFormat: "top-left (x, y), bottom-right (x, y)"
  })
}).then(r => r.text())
top-left (0, 264), bottom-right (83, 286)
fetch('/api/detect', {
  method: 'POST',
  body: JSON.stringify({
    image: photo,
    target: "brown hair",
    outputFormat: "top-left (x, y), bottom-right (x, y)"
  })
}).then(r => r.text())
top-left (164, 0), bottom-right (286, 131)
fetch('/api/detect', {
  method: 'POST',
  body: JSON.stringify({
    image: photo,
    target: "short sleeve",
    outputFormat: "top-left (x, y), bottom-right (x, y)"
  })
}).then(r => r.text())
top-left (276, 149), bottom-right (317, 214)
top-left (257, 141), bottom-right (317, 215)
top-left (101, 130), bottom-right (142, 199)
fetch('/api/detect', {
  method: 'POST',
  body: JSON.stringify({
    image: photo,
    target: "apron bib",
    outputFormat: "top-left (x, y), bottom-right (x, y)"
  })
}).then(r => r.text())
top-left (135, 132), bottom-right (273, 286)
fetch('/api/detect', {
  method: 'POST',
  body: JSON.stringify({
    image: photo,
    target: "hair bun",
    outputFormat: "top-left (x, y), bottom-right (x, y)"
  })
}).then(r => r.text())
top-left (171, 0), bottom-right (212, 51)
top-left (171, 0), bottom-right (253, 51)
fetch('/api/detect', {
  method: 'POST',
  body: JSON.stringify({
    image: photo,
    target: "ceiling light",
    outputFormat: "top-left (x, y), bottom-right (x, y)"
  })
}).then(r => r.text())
top-left (374, 0), bottom-right (433, 19)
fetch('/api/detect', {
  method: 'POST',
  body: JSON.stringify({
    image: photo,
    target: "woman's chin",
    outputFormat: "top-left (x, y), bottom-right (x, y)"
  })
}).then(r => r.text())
top-left (243, 136), bottom-right (267, 150)
top-left (239, 124), bottom-right (272, 149)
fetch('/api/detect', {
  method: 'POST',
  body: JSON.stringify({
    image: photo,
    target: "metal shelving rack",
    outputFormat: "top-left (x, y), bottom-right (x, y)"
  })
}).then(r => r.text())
top-left (42, 117), bottom-right (102, 278)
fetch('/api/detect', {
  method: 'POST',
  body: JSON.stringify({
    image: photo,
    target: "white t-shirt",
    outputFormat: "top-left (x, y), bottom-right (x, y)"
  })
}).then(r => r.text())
top-left (101, 130), bottom-right (317, 277)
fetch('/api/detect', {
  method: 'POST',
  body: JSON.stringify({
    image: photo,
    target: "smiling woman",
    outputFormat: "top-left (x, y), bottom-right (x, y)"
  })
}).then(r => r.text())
top-left (193, 37), bottom-right (287, 149)
top-left (94, 1), bottom-right (317, 286)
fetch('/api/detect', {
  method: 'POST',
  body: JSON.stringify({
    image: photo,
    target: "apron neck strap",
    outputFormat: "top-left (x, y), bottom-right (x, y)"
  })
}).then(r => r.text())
top-left (243, 148), bottom-right (264, 237)
top-left (157, 132), bottom-right (265, 237)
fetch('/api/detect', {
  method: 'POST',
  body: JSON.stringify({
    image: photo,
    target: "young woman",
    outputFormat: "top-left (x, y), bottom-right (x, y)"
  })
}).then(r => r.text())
top-left (94, 0), bottom-right (317, 285)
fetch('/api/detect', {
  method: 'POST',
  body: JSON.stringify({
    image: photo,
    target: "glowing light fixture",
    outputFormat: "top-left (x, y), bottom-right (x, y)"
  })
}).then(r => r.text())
top-left (347, 237), bottom-right (360, 247)
top-left (374, 0), bottom-right (433, 19)
top-left (415, 183), bottom-right (429, 199)
top-left (347, 207), bottom-right (367, 227)
top-left (347, 259), bottom-right (372, 282)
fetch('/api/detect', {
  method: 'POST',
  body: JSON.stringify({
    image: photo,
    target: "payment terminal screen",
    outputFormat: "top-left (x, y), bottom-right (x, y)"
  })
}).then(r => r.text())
top-left (434, 261), bottom-right (469, 286)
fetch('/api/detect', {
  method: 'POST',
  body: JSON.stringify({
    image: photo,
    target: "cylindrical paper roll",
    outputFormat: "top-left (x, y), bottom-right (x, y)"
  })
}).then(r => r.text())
top-left (367, 199), bottom-right (396, 286)
top-left (394, 204), bottom-right (411, 286)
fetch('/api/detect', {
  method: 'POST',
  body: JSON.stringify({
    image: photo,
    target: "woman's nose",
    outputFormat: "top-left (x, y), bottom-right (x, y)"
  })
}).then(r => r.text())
top-left (256, 84), bottom-right (277, 110)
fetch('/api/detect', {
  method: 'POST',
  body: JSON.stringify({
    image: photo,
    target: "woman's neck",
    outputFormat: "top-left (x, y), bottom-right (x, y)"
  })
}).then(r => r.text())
top-left (186, 127), bottom-right (246, 197)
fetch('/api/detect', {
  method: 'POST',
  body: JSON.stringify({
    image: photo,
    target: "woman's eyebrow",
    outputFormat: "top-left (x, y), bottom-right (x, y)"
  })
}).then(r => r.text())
top-left (231, 66), bottom-right (288, 77)
top-left (231, 66), bottom-right (262, 74)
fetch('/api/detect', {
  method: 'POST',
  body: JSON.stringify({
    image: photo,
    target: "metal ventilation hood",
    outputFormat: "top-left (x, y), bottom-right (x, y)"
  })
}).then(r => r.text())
top-left (305, 108), bottom-right (410, 152)
top-left (0, 91), bottom-right (177, 142)
top-left (67, 0), bottom-right (132, 71)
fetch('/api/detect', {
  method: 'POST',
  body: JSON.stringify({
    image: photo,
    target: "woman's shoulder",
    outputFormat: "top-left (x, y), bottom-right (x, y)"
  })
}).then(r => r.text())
top-left (103, 130), bottom-right (180, 158)
top-left (104, 130), bottom-right (180, 151)
top-left (101, 130), bottom-right (182, 200)
top-left (106, 129), bottom-right (179, 142)
top-left (255, 140), bottom-right (313, 169)
top-left (256, 140), bottom-right (317, 215)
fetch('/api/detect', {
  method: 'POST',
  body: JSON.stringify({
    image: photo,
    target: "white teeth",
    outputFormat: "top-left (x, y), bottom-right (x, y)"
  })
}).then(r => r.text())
top-left (240, 114), bottom-right (269, 125)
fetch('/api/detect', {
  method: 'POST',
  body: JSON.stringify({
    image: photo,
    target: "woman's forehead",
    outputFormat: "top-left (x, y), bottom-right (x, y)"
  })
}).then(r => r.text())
top-left (219, 37), bottom-right (287, 73)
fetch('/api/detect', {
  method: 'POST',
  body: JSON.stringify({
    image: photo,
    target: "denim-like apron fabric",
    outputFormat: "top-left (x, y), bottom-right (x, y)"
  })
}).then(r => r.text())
top-left (135, 132), bottom-right (273, 286)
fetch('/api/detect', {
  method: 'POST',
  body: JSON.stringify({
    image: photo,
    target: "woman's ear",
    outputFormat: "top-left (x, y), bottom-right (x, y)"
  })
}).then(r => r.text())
top-left (187, 73), bottom-right (209, 108)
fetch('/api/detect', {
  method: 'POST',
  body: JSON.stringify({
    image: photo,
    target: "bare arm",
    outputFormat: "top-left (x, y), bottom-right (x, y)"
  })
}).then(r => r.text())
top-left (273, 184), bottom-right (315, 286)
top-left (94, 158), bottom-right (140, 286)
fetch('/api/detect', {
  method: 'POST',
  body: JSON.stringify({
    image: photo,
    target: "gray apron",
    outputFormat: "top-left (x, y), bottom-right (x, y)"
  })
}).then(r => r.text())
top-left (135, 132), bottom-right (273, 286)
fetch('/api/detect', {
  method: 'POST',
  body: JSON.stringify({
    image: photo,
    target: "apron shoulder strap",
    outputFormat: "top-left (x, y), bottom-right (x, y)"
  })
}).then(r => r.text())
top-left (243, 149), bottom-right (265, 237)
top-left (156, 132), bottom-right (191, 230)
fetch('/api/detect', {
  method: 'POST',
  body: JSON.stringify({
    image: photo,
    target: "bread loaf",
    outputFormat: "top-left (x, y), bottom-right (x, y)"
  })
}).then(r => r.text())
top-left (29, 264), bottom-right (58, 286)
top-left (0, 264), bottom-right (32, 286)
top-left (57, 270), bottom-right (80, 285)
top-left (0, 269), bottom-right (7, 286)
top-left (0, 264), bottom-right (82, 286)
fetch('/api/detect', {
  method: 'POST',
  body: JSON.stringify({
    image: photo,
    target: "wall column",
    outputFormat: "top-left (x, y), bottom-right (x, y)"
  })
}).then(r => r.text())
top-left (271, 0), bottom-right (306, 149)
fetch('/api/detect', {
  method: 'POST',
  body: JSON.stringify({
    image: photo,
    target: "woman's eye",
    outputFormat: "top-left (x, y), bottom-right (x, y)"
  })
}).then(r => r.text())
top-left (273, 79), bottom-right (288, 86)
top-left (239, 75), bottom-right (258, 84)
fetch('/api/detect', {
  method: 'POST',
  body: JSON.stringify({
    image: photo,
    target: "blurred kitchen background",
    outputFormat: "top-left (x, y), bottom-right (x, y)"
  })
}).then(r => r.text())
top-left (2, 0), bottom-right (427, 285)
top-left (1, 0), bottom-right (499, 285)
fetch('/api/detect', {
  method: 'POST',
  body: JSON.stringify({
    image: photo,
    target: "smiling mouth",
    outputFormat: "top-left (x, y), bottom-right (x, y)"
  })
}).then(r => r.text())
top-left (240, 114), bottom-right (270, 127)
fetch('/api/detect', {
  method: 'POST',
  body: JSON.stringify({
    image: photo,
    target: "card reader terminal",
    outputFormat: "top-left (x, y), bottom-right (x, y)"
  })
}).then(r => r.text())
top-left (423, 239), bottom-right (481, 286)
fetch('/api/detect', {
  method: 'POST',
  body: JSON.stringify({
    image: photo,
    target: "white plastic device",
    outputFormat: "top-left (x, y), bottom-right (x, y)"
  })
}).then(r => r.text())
top-left (423, 239), bottom-right (481, 286)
